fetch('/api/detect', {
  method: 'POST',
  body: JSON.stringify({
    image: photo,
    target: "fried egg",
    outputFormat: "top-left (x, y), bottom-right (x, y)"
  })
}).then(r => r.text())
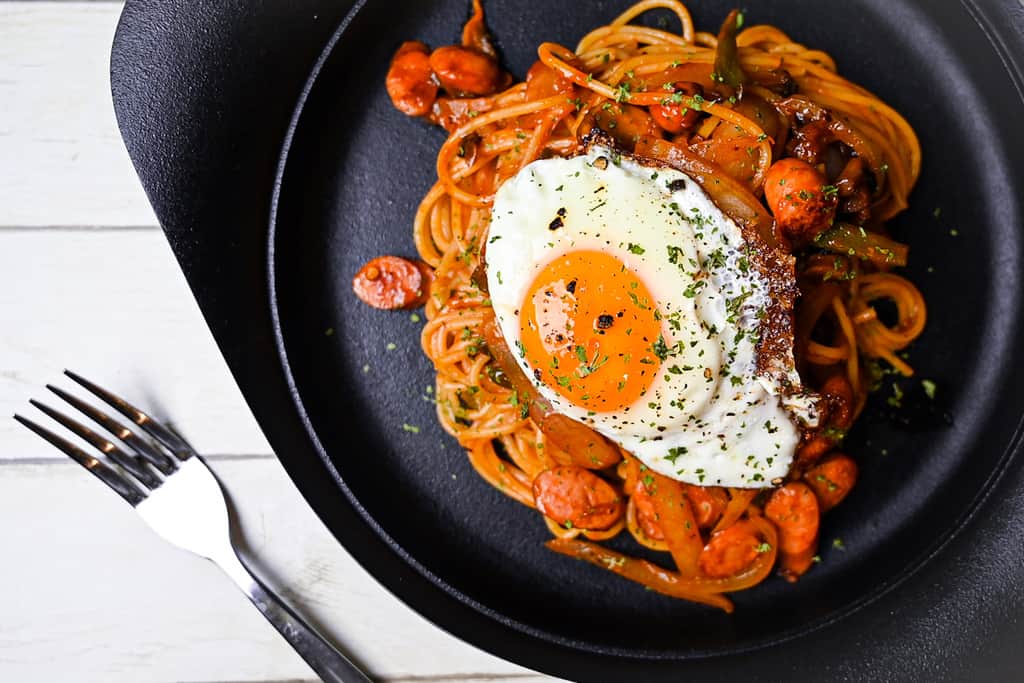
top-left (485, 143), bottom-right (817, 488)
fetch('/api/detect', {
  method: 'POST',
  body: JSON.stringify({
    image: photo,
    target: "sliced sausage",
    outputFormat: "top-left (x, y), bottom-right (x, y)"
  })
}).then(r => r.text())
top-left (764, 482), bottom-right (820, 581)
top-left (795, 434), bottom-right (833, 469)
top-left (683, 484), bottom-right (728, 529)
top-left (763, 158), bottom-right (838, 246)
top-left (804, 453), bottom-right (858, 511)
top-left (385, 41), bottom-right (439, 117)
top-left (699, 521), bottom-right (762, 578)
top-left (649, 82), bottom-right (703, 134)
top-left (429, 45), bottom-right (502, 97)
top-left (820, 373), bottom-right (854, 431)
top-left (533, 466), bottom-right (623, 530)
top-left (352, 256), bottom-right (431, 310)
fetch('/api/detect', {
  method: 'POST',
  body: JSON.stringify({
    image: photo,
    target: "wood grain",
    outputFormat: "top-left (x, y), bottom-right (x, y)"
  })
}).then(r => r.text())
top-left (0, 2), bottom-right (157, 227)
top-left (0, 230), bottom-right (273, 460)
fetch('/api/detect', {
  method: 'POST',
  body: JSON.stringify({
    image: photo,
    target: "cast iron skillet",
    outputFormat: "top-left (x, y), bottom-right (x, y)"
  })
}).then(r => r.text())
top-left (112, 0), bottom-right (1024, 679)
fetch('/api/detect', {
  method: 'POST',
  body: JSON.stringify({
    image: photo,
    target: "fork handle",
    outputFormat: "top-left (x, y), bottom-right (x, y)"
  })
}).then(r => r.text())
top-left (213, 547), bottom-right (373, 683)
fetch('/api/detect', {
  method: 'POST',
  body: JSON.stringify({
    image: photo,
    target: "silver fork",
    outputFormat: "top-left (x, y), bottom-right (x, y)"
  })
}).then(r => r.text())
top-left (15, 371), bottom-right (372, 683)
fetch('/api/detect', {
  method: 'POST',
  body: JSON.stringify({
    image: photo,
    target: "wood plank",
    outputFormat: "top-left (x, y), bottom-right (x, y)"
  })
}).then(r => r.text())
top-left (0, 230), bottom-right (273, 458)
top-left (0, 2), bottom-right (158, 227)
top-left (0, 458), bottom-right (552, 682)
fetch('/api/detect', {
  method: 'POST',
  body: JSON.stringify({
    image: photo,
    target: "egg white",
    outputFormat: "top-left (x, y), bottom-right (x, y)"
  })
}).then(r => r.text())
top-left (486, 145), bottom-right (814, 488)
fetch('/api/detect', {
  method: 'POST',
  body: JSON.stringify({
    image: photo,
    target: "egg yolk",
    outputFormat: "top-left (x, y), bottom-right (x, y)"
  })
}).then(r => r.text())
top-left (519, 250), bottom-right (663, 413)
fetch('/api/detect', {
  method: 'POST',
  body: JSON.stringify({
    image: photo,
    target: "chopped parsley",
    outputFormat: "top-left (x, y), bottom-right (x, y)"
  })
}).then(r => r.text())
top-left (664, 446), bottom-right (687, 463)
top-left (922, 379), bottom-right (937, 400)
top-left (682, 279), bottom-right (706, 298)
top-left (651, 335), bottom-right (671, 361)
top-left (887, 382), bottom-right (904, 408)
top-left (575, 345), bottom-right (589, 364)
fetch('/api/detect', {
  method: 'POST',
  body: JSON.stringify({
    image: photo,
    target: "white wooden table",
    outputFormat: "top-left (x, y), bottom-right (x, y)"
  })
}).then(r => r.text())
top-left (0, 4), bottom-right (555, 681)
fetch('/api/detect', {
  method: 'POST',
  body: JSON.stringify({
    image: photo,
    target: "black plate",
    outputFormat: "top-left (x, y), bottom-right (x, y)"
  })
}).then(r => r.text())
top-left (112, 0), bottom-right (1024, 679)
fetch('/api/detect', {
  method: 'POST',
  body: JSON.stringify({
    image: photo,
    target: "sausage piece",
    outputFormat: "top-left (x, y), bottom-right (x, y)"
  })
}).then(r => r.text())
top-left (763, 158), bottom-right (838, 246)
top-left (794, 434), bottom-right (833, 469)
top-left (699, 521), bottom-right (762, 578)
top-left (385, 41), bottom-right (439, 117)
top-left (352, 256), bottom-right (431, 310)
top-left (649, 82), bottom-right (703, 134)
top-left (683, 484), bottom-right (727, 529)
top-left (804, 453), bottom-right (858, 511)
top-left (820, 373), bottom-right (854, 431)
top-left (533, 466), bottom-right (623, 530)
top-left (429, 45), bottom-right (502, 97)
top-left (764, 482), bottom-right (820, 581)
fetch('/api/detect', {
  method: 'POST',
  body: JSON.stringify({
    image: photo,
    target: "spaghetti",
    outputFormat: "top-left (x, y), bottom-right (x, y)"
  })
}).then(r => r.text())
top-left (369, 0), bottom-right (926, 612)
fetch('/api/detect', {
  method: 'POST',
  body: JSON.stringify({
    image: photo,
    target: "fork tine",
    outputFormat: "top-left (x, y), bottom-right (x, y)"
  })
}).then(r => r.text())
top-left (14, 414), bottom-right (147, 506)
top-left (46, 384), bottom-right (177, 475)
top-left (29, 399), bottom-right (163, 490)
top-left (64, 370), bottom-right (195, 461)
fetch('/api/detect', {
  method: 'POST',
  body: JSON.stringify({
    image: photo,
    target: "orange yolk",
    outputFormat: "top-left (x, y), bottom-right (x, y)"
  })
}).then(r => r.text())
top-left (519, 250), bottom-right (663, 413)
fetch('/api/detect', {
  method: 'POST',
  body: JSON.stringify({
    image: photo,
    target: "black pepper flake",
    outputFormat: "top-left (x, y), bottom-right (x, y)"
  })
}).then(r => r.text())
top-left (557, 207), bottom-right (567, 217)
top-left (533, 369), bottom-right (542, 381)
top-left (566, 279), bottom-right (577, 294)
top-left (667, 178), bottom-right (687, 192)
top-left (548, 216), bottom-right (564, 231)
top-left (596, 314), bottom-right (614, 330)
